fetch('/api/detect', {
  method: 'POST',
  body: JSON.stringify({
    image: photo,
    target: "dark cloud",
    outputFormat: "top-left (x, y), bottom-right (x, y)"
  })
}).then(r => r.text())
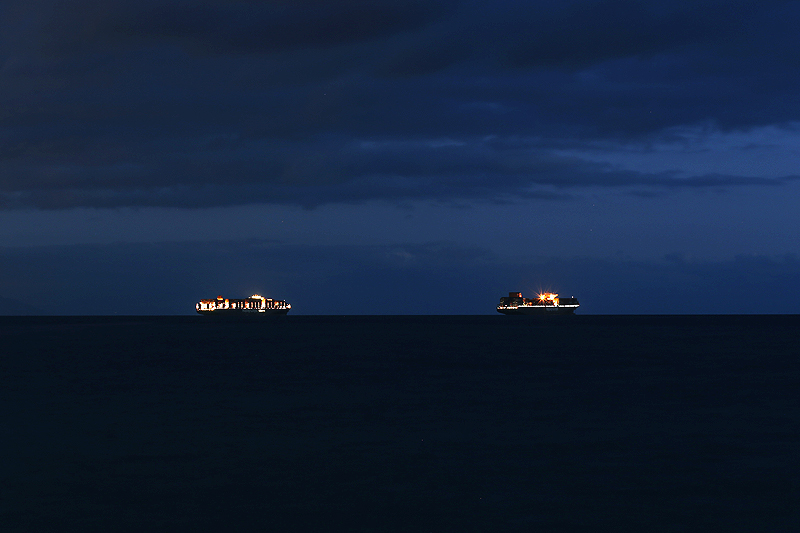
top-left (32, 0), bottom-right (450, 54)
top-left (500, 1), bottom-right (768, 68)
top-left (2, 0), bottom-right (800, 209)
top-left (3, 131), bottom-right (797, 209)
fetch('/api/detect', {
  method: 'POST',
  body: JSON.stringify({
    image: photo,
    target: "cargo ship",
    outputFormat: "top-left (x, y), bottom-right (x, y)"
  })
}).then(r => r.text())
top-left (196, 294), bottom-right (291, 315)
top-left (496, 292), bottom-right (579, 315)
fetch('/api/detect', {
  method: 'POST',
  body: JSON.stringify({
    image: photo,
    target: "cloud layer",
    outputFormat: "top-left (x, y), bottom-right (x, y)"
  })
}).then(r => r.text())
top-left (3, 0), bottom-right (800, 209)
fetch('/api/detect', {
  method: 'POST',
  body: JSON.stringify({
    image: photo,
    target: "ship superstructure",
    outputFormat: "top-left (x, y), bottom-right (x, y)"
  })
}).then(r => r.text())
top-left (496, 292), bottom-right (579, 315)
top-left (196, 294), bottom-right (291, 315)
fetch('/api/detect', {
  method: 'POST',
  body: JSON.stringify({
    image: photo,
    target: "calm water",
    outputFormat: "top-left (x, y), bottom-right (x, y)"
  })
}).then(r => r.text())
top-left (2, 315), bottom-right (798, 531)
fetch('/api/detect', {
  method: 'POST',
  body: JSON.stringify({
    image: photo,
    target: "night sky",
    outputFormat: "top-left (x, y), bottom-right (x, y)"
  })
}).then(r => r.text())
top-left (2, 0), bottom-right (800, 314)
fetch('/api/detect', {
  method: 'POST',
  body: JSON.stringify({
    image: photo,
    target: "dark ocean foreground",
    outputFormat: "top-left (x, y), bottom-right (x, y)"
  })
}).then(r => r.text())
top-left (1, 315), bottom-right (798, 532)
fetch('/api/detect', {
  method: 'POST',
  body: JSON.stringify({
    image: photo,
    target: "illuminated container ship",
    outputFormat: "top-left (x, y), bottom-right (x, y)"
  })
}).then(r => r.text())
top-left (496, 292), bottom-right (579, 315)
top-left (196, 295), bottom-right (291, 315)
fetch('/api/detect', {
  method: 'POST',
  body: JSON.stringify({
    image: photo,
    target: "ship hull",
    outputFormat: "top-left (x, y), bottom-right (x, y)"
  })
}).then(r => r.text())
top-left (496, 306), bottom-right (577, 315)
top-left (197, 308), bottom-right (289, 316)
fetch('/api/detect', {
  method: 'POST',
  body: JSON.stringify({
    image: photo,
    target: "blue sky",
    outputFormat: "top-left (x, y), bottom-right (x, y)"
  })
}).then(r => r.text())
top-left (2, 0), bottom-right (800, 314)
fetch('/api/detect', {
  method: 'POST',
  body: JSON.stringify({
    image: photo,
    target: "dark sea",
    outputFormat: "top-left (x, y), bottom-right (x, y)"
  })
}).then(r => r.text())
top-left (2, 315), bottom-right (798, 532)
